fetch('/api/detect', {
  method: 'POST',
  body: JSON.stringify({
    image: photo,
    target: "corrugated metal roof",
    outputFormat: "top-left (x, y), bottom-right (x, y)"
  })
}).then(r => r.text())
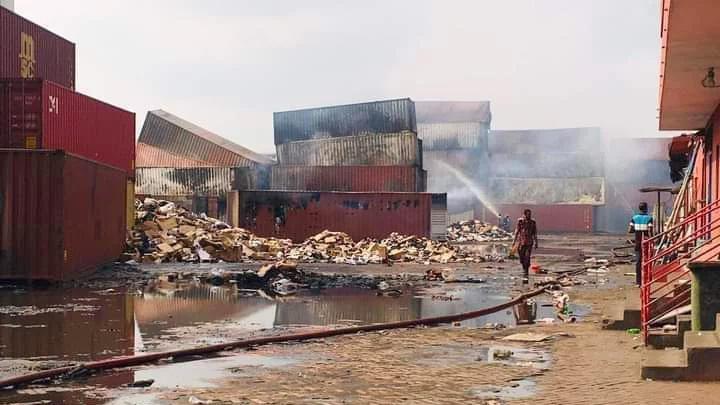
top-left (136, 143), bottom-right (212, 168)
top-left (415, 101), bottom-right (491, 124)
top-left (489, 177), bottom-right (605, 205)
top-left (138, 110), bottom-right (273, 167)
top-left (135, 167), bottom-right (236, 196)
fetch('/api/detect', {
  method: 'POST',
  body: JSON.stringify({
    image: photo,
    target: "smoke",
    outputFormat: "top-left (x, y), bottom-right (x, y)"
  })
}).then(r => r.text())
top-left (434, 160), bottom-right (499, 216)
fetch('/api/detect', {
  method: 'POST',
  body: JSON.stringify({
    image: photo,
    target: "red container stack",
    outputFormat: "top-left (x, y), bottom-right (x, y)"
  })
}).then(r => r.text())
top-left (0, 6), bottom-right (76, 89)
top-left (0, 6), bottom-right (134, 280)
top-left (0, 150), bottom-right (127, 281)
top-left (271, 166), bottom-right (426, 192)
top-left (0, 79), bottom-right (135, 176)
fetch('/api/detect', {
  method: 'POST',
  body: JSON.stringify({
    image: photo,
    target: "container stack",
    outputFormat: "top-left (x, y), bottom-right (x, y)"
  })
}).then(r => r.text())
top-left (231, 99), bottom-right (447, 241)
top-left (0, 6), bottom-right (135, 281)
top-left (135, 109), bottom-right (274, 220)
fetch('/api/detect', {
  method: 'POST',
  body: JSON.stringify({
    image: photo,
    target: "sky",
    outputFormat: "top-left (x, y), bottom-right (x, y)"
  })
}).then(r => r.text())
top-left (17, 0), bottom-right (667, 154)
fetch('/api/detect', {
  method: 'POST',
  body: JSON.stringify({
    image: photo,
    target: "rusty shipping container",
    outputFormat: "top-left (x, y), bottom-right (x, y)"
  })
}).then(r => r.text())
top-left (236, 191), bottom-right (446, 241)
top-left (276, 132), bottom-right (422, 166)
top-left (139, 110), bottom-right (274, 167)
top-left (490, 152), bottom-right (603, 178)
top-left (273, 98), bottom-right (416, 145)
top-left (417, 122), bottom-right (488, 150)
top-left (0, 7), bottom-right (75, 89)
top-left (0, 79), bottom-right (135, 175)
top-left (135, 167), bottom-right (237, 197)
top-left (0, 149), bottom-right (127, 281)
top-left (477, 204), bottom-right (594, 233)
top-left (270, 166), bottom-right (426, 192)
top-left (489, 177), bottom-right (606, 205)
top-left (136, 142), bottom-right (213, 168)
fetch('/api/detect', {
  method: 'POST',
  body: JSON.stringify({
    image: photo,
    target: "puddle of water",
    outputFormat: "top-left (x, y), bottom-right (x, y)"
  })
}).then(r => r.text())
top-left (415, 343), bottom-right (550, 370)
top-left (474, 379), bottom-right (537, 399)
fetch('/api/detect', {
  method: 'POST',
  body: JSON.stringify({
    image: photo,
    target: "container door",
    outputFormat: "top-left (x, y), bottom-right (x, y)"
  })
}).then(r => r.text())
top-left (126, 179), bottom-right (135, 231)
top-left (430, 194), bottom-right (448, 240)
top-left (0, 81), bottom-right (43, 149)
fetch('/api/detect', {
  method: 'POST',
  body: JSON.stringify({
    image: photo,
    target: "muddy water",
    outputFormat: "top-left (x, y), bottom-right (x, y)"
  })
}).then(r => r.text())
top-left (0, 281), bottom-right (586, 404)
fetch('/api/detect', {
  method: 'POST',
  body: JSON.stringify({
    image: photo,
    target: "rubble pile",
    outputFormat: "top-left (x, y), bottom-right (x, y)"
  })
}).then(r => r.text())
top-left (126, 198), bottom-right (293, 264)
top-left (446, 220), bottom-right (513, 242)
top-left (126, 199), bottom-right (500, 265)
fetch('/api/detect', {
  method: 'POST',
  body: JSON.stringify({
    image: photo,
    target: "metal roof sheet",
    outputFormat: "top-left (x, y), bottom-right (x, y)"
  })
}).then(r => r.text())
top-left (135, 143), bottom-right (212, 168)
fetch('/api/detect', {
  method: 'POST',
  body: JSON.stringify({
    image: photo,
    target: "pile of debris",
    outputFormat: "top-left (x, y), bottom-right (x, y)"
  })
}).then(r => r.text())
top-left (446, 220), bottom-right (513, 242)
top-left (126, 198), bottom-right (293, 264)
top-left (126, 199), bottom-right (500, 265)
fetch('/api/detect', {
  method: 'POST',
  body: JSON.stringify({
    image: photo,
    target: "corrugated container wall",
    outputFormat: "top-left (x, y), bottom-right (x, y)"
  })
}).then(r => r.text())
top-left (490, 177), bottom-right (605, 205)
top-left (490, 153), bottom-right (603, 178)
top-left (139, 110), bottom-right (273, 167)
top-left (273, 98), bottom-right (416, 145)
top-left (478, 204), bottom-right (594, 233)
top-left (0, 150), bottom-right (126, 281)
top-left (489, 128), bottom-right (601, 155)
top-left (270, 166), bottom-right (426, 192)
top-left (135, 167), bottom-right (237, 197)
top-left (417, 122), bottom-right (488, 150)
top-left (237, 191), bottom-right (444, 241)
top-left (276, 132), bottom-right (421, 166)
top-left (0, 7), bottom-right (75, 89)
top-left (0, 79), bottom-right (135, 176)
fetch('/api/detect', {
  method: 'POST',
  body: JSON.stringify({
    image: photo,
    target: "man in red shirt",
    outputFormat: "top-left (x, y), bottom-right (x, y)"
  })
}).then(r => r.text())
top-left (514, 209), bottom-right (538, 283)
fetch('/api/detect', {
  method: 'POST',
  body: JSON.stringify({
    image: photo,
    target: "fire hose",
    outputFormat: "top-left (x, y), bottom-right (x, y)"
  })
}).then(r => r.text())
top-left (0, 285), bottom-right (549, 390)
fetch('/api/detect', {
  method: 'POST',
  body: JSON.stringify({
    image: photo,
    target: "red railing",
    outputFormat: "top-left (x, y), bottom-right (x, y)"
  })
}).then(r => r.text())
top-left (641, 199), bottom-right (720, 342)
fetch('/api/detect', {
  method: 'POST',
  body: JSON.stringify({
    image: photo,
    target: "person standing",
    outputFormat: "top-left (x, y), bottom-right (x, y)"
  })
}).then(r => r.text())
top-left (628, 202), bottom-right (653, 286)
top-left (514, 209), bottom-right (538, 283)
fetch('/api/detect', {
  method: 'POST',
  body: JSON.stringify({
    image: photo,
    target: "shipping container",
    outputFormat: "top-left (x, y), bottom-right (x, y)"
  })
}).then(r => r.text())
top-left (415, 101), bottom-right (492, 124)
top-left (276, 132), bottom-right (421, 166)
top-left (418, 122), bottom-right (488, 150)
top-left (0, 7), bottom-right (75, 89)
top-left (139, 110), bottom-right (273, 167)
top-left (490, 152), bottom-right (603, 178)
top-left (489, 127), bottom-right (602, 155)
top-left (273, 98), bottom-right (416, 145)
top-left (136, 142), bottom-right (212, 168)
top-left (489, 177), bottom-right (605, 205)
top-left (236, 191), bottom-right (446, 241)
top-left (0, 149), bottom-right (126, 281)
top-left (0, 79), bottom-right (135, 175)
top-left (135, 167), bottom-right (237, 197)
top-left (477, 204), bottom-right (594, 233)
top-left (270, 166), bottom-right (426, 192)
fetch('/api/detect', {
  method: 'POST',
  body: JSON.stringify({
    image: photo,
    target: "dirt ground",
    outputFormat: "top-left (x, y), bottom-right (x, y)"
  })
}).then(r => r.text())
top-left (113, 234), bottom-right (703, 405)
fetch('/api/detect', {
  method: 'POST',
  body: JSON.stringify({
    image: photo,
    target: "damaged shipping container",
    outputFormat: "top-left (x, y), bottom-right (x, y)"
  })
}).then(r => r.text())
top-left (0, 7), bottom-right (76, 89)
top-left (235, 191), bottom-right (447, 241)
top-left (273, 98), bottom-right (416, 145)
top-left (0, 79), bottom-right (135, 176)
top-left (270, 166), bottom-right (426, 192)
top-left (276, 132), bottom-right (422, 166)
top-left (139, 110), bottom-right (274, 167)
top-left (477, 204), bottom-right (594, 233)
top-left (0, 150), bottom-right (127, 281)
top-left (489, 177), bottom-right (605, 205)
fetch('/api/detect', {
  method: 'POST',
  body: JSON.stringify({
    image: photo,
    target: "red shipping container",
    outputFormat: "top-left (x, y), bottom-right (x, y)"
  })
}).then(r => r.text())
top-left (477, 204), bottom-right (594, 233)
top-left (0, 149), bottom-right (127, 281)
top-left (270, 166), bottom-right (427, 192)
top-left (0, 7), bottom-right (76, 89)
top-left (0, 79), bottom-right (135, 176)
top-left (237, 191), bottom-right (444, 241)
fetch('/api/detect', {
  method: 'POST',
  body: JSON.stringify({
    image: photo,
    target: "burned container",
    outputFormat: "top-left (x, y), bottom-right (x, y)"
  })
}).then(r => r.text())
top-left (0, 149), bottom-right (127, 281)
top-left (0, 7), bottom-right (76, 89)
top-left (236, 191), bottom-right (447, 241)
top-left (273, 98), bottom-right (416, 145)
top-left (270, 166), bottom-right (427, 192)
top-left (139, 110), bottom-right (274, 168)
top-left (415, 101), bottom-right (492, 151)
top-left (276, 132), bottom-right (422, 166)
top-left (0, 79), bottom-right (135, 176)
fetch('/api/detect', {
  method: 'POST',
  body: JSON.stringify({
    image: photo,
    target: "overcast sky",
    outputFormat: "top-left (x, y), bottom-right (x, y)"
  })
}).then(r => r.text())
top-left (17, 0), bottom-right (665, 154)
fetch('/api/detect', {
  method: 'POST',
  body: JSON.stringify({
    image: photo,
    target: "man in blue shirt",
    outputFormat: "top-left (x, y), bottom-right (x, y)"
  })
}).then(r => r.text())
top-left (628, 202), bottom-right (653, 286)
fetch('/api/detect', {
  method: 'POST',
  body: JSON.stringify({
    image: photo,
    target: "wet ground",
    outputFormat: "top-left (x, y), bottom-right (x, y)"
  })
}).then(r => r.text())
top-left (0, 234), bottom-right (621, 404)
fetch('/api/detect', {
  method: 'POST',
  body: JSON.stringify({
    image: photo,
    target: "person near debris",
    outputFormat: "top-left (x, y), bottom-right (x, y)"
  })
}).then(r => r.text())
top-left (503, 215), bottom-right (512, 233)
top-left (628, 202), bottom-right (653, 286)
top-left (497, 213), bottom-right (503, 229)
top-left (514, 209), bottom-right (538, 283)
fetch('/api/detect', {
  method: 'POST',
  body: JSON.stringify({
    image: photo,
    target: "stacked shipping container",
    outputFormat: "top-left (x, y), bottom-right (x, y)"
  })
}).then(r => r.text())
top-left (0, 6), bottom-right (75, 89)
top-left (264, 98), bottom-right (442, 238)
top-left (0, 7), bottom-right (134, 280)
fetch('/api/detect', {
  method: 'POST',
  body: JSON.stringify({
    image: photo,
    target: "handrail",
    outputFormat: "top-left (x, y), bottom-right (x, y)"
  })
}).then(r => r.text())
top-left (644, 213), bottom-right (720, 265)
top-left (645, 198), bottom-right (720, 244)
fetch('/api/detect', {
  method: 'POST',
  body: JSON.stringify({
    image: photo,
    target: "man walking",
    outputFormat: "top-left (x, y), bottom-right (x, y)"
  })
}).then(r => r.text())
top-left (629, 202), bottom-right (653, 286)
top-left (514, 209), bottom-right (538, 283)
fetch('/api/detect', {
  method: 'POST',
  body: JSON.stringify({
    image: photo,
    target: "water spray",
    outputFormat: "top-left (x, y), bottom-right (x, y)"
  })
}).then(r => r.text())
top-left (435, 160), bottom-right (500, 217)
